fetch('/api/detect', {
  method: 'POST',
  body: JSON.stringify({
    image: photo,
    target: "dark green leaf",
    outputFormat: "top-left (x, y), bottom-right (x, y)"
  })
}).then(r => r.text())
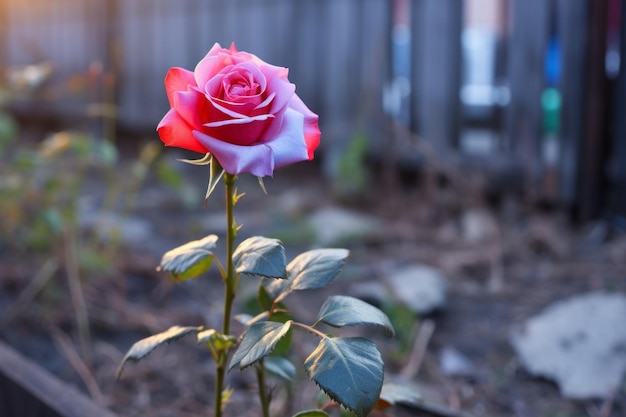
top-left (268, 249), bottom-right (349, 302)
top-left (233, 236), bottom-right (286, 279)
top-left (304, 337), bottom-right (383, 417)
top-left (265, 311), bottom-right (294, 357)
top-left (378, 382), bottom-right (421, 408)
top-left (292, 411), bottom-right (329, 417)
top-left (265, 276), bottom-right (291, 300)
top-left (229, 321), bottom-right (292, 371)
top-left (117, 326), bottom-right (201, 378)
top-left (258, 284), bottom-right (273, 311)
top-left (317, 296), bottom-right (395, 336)
top-left (263, 356), bottom-right (296, 381)
top-left (289, 249), bottom-right (349, 290)
top-left (158, 235), bottom-right (218, 281)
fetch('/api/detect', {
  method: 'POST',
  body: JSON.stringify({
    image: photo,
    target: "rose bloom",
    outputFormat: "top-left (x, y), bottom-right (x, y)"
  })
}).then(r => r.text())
top-left (157, 43), bottom-right (320, 177)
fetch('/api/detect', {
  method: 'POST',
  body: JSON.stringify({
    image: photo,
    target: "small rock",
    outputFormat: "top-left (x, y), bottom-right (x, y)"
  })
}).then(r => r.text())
top-left (308, 207), bottom-right (380, 246)
top-left (510, 292), bottom-right (626, 399)
top-left (440, 347), bottom-right (475, 377)
top-left (386, 265), bottom-right (447, 314)
top-left (460, 208), bottom-right (499, 243)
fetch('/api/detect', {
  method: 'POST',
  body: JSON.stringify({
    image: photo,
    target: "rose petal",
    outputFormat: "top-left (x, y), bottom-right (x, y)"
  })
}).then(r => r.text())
top-left (157, 109), bottom-right (208, 154)
top-left (262, 107), bottom-right (309, 168)
top-left (204, 115), bottom-right (271, 146)
top-left (263, 69), bottom-right (295, 115)
top-left (193, 130), bottom-right (275, 177)
top-left (206, 94), bottom-right (256, 120)
top-left (194, 43), bottom-right (228, 86)
top-left (203, 113), bottom-right (274, 127)
top-left (287, 94), bottom-right (320, 159)
top-left (164, 67), bottom-right (196, 108)
top-left (255, 92), bottom-right (275, 110)
top-left (172, 88), bottom-right (206, 130)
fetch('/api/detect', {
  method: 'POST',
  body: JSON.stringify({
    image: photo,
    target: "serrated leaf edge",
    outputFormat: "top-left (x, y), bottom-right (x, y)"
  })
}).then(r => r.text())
top-left (229, 321), bottom-right (292, 371)
top-left (304, 337), bottom-right (383, 417)
top-left (317, 295), bottom-right (395, 336)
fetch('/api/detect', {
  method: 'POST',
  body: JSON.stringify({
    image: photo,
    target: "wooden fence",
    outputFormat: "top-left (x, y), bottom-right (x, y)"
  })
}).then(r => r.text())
top-left (1, 0), bottom-right (624, 219)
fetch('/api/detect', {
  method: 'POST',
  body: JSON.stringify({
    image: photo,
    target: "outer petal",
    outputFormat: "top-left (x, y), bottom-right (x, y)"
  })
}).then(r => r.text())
top-left (263, 107), bottom-right (310, 169)
top-left (157, 109), bottom-right (208, 154)
top-left (287, 94), bottom-right (321, 159)
top-left (172, 88), bottom-right (207, 130)
top-left (164, 67), bottom-right (196, 108)
top-left (193, 131), bottom-right (275, 176)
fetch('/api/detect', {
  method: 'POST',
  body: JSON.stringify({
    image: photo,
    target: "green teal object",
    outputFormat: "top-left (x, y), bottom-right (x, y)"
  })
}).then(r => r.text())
top-left (541, 87), bottom-right (561, 135)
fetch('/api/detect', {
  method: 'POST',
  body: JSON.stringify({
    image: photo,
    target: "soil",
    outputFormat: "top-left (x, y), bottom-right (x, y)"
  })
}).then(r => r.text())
top-left (1, 147), bottom-right (626, 417)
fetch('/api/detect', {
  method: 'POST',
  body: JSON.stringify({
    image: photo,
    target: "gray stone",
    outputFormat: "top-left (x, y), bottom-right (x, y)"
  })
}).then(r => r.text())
top-left (386, 265), bottom-right (447, 314)
top-left (460, 208), bottom-right (499, 243)
top-left (510, 292), bottom-right (626, 399)
top-left (308, 207), bottom-right (380, 246)
top-left (440, 347), bottom-right (476, 377)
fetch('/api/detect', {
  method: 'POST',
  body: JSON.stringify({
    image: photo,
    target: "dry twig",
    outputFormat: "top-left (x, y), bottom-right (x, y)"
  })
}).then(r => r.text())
top-left (49, 327), bottom-right (104, 405)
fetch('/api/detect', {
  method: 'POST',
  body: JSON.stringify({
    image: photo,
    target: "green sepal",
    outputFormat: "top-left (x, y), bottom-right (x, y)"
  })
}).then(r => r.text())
top-left (257, 176), bottom-right (268, 194)
top-left (304, 337), bottom-right (383, 417)
top-left (117, 325), bottom-right (202, 378)
top-left (205, 155), bottom-right (225, 203)
top-left (176, 152), bottom-right (212, 165)
top-left (158, 235), bottom-right (218, 281)
top-left (317, 295), bottom-right (395, 336)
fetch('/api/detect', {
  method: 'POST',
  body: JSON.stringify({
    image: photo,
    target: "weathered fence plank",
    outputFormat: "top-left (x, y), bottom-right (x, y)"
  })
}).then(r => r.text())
top-left (505, 0), bottom-right (549, 188)
top-left (412, 0), bottom-right (463, 152)
top-left (556, 0), bottom-right (588, 206)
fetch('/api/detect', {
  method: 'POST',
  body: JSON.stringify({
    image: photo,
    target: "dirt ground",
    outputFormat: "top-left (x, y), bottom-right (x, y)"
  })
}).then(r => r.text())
top-left (1, 149), bottom-right (626, 417)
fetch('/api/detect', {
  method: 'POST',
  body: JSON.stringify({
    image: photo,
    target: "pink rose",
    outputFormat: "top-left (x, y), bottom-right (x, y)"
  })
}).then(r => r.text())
top-left (157, 43), bottom-right (320, 177)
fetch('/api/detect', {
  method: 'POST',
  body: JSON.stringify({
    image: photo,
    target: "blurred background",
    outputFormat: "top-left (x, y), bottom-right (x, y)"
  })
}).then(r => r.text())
top-left (1, 0), bottom-right (625, 220)
top-left (1, 1), bottom-right (626, 417)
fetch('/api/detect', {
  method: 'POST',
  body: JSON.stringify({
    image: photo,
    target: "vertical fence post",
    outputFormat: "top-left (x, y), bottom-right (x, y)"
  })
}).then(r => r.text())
top-left (411, 0), bottom-right (463, 153)
top-left (608, 0), bottom-right (626, 215)
top-left (577, 0), bottom-right (610, 221)
top-left (505, 0), bottom-right (549, 193)
top-left (556, 0), bottom-right (588, 208)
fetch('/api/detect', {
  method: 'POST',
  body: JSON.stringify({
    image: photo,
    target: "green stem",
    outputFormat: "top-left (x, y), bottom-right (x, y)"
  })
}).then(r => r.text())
top-left (291, 321), bottom-right (328, 339)
top-left (256, 360), bottom-right (271, 417)
top-left (215, 172), bottom-right (238, 417)
top-left (222, 173), bottom-right (237, 335)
